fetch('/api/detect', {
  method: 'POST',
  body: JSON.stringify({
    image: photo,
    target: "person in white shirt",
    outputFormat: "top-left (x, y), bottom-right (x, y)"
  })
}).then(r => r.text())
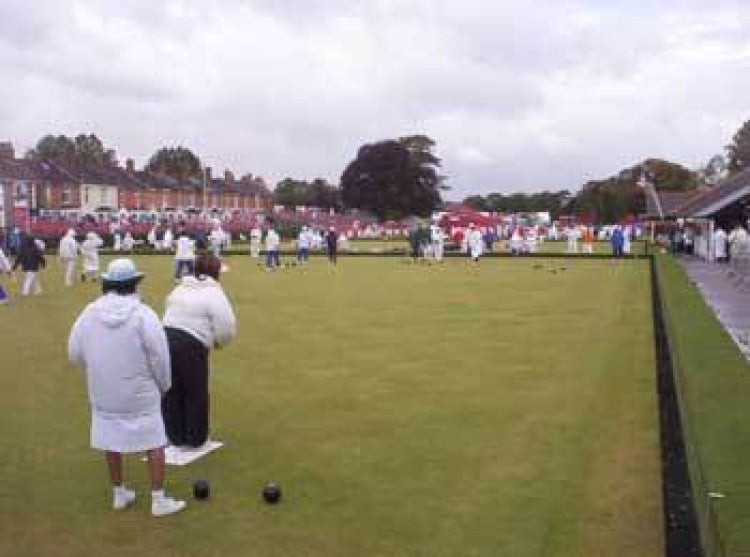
top-left (80, 231), bottom-right (104, 282)
top-left (162, 227), bottom-right (174, 251)
top-left (208, 223), bottom-right (226, 260)
top-left (623, 226), bottom-right (632, 255)
top-left (297, 225), bottom-right (312, 263)
top-left (728, 223), bottom-right (749, 261)
top-left (249, 226), bottom-right (262, 258)
top-left (109, 220), bottom-right (121, 251)
top-left (58, 229), bottom-right (79, 287)
top-left (466, 223), bottom-right (483, 263)
top-left (265, 224), bottom-right (281, 270)
top-left (122, 231), bottom-right (135, 252)
top-left (525, 227), bottom-right (539, 254)
top-left (430, 222), bottom-right (445, 262)
top-left (162, 255), bottom-right (236, 449)
top-left (714, 226), bottom-right (728, 262)
top-left (68, 258), bottom-right (186, 517)
top-left (174, 232), bottom-right (196, 279)
top-left (510, 228), bottom-right (523, 254)
top-left (0, 245), bottom-right (10, 274)
top-left (0, 245), bottom-right (9, 304)
top-left (566, 226), bottom-right (579, 253)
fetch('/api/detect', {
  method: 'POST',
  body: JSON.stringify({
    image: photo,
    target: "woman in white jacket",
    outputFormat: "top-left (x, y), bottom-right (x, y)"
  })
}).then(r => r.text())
top-left (68, 258), bottom-right (186, 517)
top-left (80, 231), bottom-right (104, 282)
top-left (162, 254), bottom-right (236, 449)
top-left (58, 229), bottom-right (79, 287)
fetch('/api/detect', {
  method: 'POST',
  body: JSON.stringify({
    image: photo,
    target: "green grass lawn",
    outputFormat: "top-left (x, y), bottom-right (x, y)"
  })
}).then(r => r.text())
top-left (0, 255), bottom-right (662, 556)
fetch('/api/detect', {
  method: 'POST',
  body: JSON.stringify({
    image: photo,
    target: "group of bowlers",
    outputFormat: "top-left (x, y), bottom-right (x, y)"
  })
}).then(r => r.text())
top-left (67, 250), bottom-right (236, 517)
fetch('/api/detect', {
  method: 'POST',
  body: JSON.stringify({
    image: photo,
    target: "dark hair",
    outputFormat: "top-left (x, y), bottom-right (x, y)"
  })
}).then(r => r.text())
top-left (102, 278), bottom-right (141, 295)
top-left (195, 254), bottom-right (221, 280)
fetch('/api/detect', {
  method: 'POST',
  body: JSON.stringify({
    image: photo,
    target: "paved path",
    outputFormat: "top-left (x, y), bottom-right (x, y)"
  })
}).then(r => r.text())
top-left (678, 256), bottom-right (750, 360)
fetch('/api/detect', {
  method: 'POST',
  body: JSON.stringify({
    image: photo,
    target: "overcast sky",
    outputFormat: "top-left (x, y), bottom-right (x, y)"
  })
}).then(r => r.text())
top-left (1, 1), bottom-right (748, 199)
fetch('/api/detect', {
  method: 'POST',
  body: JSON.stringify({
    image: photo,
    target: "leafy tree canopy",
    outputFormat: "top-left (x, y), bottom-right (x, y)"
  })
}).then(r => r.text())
top-left (26, 133), bottom-right (114, 167)
top-left (146, 146), bottom-right (202, 181)
top-left (341, 135), bottom-right (444, 221)
top-left (273, 178), bottom-right (341, 211)
top-left (726, 118), bottom-right (750, 175)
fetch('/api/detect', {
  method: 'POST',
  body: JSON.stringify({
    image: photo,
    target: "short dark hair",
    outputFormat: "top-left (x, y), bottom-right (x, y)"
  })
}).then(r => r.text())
top-left (196, 254), bottom-right (221, 280)
top-left (102, 278), bottom-right (141, 295)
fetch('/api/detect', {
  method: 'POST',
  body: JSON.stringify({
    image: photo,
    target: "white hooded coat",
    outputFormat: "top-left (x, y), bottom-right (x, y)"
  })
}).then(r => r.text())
top-left (81, 233), bottom-right (104, 272)
top-left (58, 231), bottom-right (78, 260)
top-left (68, 293), bottom-right (171, 452)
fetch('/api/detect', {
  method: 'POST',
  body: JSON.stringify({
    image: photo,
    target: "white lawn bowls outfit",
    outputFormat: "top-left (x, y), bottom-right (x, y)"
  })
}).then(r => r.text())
top-left (467, 227), bottom-right (484, 261)
top-left (0, 247), bottom-right (10, 273)
top-left (81, 232), bottom-right (104, 278)
top-left (209, 228), bottom-right (226, 259)
top-left (68, 292), bottom-right (171, 453)
top-left (430, 224), bottom-right (445, 262)
top-left (249, 227), bottom-right (262, 258)
top-left (623, 227), bottom-right (632, 255)
top-left (566, 227), bottom-right (579, 253)
top-left (58, 229), bottom-right (79, 287)
top-left (174, 235), bottom-right (196, 278)
top-left (163, 228), bottom-right (174, 251)
top-left (123, 232), bottom-right (135, 251)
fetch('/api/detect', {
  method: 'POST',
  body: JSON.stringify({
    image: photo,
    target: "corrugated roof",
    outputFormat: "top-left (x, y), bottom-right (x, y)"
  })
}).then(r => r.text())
top-left (677, 167), bottom-right (750, 217)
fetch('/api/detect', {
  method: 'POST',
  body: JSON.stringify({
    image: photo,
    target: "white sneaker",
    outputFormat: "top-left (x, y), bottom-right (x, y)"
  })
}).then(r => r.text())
top-left (113, 487), bottom-right (136, 510)
top-left (152, 495), bottom-right (187, 517)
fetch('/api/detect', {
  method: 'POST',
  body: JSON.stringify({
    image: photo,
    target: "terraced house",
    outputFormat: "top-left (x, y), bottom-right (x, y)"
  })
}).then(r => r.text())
top-left (0, 141), bottom-right (273, 228)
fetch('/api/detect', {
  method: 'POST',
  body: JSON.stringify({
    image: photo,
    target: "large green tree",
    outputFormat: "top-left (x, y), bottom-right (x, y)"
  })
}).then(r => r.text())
top-left (146, 146), bottom-right (202, 180)
top-left (26, 133), bottom-right (113, 166)
top-left (726, 119), bottom-right (750, 175)
top-left (274, 178), bottom-right (342, 210)
top-left (274, 178), bottom-right (310, 209)
top-left (464, 190), bottom-right (571, 217)
top-left (340, 136), bottom-right (444, 221)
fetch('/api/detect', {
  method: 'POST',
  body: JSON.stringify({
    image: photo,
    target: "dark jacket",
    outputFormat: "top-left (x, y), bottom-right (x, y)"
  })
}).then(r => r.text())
top-left (12, 242), bottom-right (46, 272)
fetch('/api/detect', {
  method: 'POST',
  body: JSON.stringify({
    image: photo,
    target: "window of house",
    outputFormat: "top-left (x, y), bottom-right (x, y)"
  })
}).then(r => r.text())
top-left (62, 186), bottom-right (72, 205)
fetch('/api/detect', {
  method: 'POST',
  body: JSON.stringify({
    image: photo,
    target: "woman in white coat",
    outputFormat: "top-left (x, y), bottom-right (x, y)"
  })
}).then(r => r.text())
top-left (162, 254), bottom-right (236, 449)
top-left (68, 258), bottom-right (185, 516)
top-left (466, 223), bottom-right (484, 263)
top-left (80, 231), bottom-right (104, 282)
top-left (58, 229), bottom-right (79, 287)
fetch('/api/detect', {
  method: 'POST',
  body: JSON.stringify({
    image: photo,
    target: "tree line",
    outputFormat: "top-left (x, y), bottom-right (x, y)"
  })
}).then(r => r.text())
top-left (22, 117), bottom-right (750, 223)
top-left (462, 118), bottom-right (750, 222)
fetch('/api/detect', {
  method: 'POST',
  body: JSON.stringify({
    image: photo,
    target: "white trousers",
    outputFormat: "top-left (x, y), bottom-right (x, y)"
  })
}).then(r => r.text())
top-left (63, 259), bottom-right (76, 286)
top-left (22, 272), bottom-right (42, 296)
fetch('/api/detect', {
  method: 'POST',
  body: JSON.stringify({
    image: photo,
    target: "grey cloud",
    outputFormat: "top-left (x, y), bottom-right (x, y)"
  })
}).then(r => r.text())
top-left (1, 0), bottom-right (750, 200)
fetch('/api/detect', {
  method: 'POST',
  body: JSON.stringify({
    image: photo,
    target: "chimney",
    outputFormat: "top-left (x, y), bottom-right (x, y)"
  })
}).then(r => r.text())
top-left (0, 141), bottom-right (15, 160)
top-left (204, 166), bottom-right (212, 184)
top-left (224, 170), bottom-right (235, 185)
top-left (126, 158), bottom-right (135, 173)
top-left (106, 149), bottom-right (117, 166)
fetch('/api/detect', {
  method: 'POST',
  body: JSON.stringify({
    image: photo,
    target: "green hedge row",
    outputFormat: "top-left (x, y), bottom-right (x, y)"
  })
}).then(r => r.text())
top-left (654, 255), bottom-right (750, 556)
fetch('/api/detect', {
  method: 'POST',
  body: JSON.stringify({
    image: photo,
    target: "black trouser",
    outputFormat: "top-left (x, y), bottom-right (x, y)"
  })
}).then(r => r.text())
top-left (162, 327), bottom-right (210, 447)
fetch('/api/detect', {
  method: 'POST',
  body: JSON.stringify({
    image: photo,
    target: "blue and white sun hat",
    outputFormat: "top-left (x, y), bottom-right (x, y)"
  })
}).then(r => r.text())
top-left (101, 258), bottom-right (144, 283)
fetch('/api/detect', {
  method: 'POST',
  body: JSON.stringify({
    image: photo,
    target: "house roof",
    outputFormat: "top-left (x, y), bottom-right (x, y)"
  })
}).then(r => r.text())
top-left (643, 185), bottom-right (701, 218)
top-left (0, 158), bottom-right (79, 184)
top-left (677, 167), bottom-right (750, 217)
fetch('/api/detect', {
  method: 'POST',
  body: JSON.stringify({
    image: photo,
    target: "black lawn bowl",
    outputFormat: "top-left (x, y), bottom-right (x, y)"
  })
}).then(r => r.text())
top-left (262, 482), bottom-right (282, 504)
top-left (193, 479), bottom-right (211, 500)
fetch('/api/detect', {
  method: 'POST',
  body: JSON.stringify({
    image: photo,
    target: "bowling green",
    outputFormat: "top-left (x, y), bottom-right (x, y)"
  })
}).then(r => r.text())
top-left (0, 255), bottom-right (662, 556)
